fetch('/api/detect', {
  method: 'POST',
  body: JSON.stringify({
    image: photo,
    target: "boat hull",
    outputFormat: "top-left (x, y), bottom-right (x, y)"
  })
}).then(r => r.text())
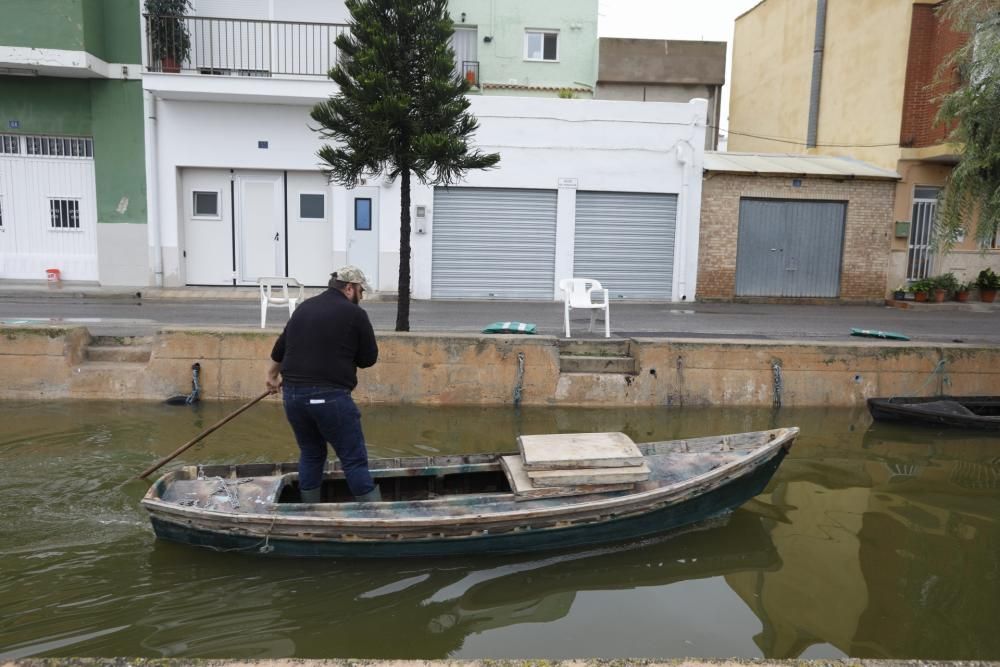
top-left (867, 396), bottom-right (1000, 431)
top-left (147, 447), bottom-right (787, 558)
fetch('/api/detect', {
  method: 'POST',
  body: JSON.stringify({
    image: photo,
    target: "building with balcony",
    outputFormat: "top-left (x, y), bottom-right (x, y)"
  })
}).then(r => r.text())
top-left (142, 0), bottom-right (708, 301)
top-left (0, 0), bottom-right (148, 285)
top-left (727, 0), bottom-right (1000, 295)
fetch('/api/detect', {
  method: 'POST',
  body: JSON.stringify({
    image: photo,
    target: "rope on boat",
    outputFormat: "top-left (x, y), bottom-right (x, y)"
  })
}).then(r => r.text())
top-left (892, 358), bottom-right (947, 400)
top-left (771, 361), bottom-right (783, 409)
top-left (513, 351), bottom-right (526, 408)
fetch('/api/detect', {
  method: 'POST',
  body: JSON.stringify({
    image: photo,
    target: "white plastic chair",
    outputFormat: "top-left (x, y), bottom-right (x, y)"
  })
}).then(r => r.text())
top-left (559, 278), bottom-right (610, 338)
top-left (258, 277), bottom-right (304, 328)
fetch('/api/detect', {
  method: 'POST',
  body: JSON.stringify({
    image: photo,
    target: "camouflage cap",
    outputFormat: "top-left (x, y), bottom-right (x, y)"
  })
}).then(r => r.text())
top-left (332, 265), bottom-right (371, 292)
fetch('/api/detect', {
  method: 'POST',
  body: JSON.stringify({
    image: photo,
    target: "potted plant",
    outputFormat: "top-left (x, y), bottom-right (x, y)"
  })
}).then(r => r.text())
top-left (954, 280), bottom-right (973, 302)
top-left (893, 284), bottom-right (907, 301)
top-left (931, 272), bottom-right (958, 303)
top-left (976, 268), bottom-right (999, 303)
top-left (145, 0), bottom-right (192, 73)
top-left (909, 279), bottom-right (932, 302)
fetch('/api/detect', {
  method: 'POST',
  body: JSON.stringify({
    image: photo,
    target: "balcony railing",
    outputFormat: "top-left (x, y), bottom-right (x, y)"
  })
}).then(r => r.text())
top-left (461, 60), bottom-right (480, 88)
top-left (144, 15), bottom-right (348, 78)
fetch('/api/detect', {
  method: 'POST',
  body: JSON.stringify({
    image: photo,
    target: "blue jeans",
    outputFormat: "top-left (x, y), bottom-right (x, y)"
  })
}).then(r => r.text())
top-left (281, 385), bottom-right (375, 497)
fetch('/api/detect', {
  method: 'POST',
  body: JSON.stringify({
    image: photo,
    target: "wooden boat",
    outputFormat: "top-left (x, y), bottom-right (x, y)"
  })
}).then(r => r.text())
top-left (141, 427), bottom-right (797, 558)
top-left (867, 396), bottom-right (1000, 431)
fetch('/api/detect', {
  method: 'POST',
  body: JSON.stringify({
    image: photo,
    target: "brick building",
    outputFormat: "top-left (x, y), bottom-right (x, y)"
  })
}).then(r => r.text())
top-left (698, 153), bottom-right (899, 302)
top-left (727, 0), bottom-right (1000, 294)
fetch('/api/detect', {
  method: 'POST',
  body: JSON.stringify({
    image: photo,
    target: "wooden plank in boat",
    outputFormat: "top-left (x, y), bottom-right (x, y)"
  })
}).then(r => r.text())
top-left (518, 432), bottom-right (643, 471)
top-left (500, 455), bottom-right (635, 501)
top-left (527, 462), bottom-right (652, 487)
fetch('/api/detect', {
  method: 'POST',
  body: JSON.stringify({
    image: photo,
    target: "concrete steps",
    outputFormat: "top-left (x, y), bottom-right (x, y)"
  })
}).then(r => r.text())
top-left (83, 336), bottom-right (153, 364)
top-left (558, 339), bottom-right (636, 375)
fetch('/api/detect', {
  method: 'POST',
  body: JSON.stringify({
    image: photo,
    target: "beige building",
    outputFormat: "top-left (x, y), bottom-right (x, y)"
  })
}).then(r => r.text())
top-left (728, 0), bottom-right (1000, 294)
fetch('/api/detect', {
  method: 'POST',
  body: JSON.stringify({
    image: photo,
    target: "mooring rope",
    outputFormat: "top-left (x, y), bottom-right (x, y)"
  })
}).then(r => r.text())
top-left (771, 361), bottom-right (783, 409)
top-left (513, 351), bottom-right (526, 408)
top-left (892, 358), bottom-right (948, 400)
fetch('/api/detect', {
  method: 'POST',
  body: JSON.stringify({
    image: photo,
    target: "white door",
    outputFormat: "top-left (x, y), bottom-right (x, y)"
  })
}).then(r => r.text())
top-left (348, 187), bottom-right (379, 289)
top-left (236, 171), bottom-right (284, 283)
top-left (182, 168), bottom-right (233, 285)
top-left (0, 147), bottom-right (99, 282)
top-left (287, 171), bottom-right (333, 286)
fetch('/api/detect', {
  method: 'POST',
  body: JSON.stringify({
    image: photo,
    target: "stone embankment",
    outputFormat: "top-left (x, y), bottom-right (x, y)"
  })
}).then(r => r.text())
top-left (2, 326), bottom-right (998, 406)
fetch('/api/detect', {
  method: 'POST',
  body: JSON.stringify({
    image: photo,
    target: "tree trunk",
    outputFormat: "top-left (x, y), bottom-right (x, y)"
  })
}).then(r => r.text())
top-left (396, 168), bottom-right (412, 331)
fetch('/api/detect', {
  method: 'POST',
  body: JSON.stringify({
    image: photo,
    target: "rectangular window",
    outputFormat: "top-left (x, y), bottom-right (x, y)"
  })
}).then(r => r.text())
top-left (0, 196), bottom-right (4, 227)
top-left (192, 191), bottom-right (220, 218)
top-left (354, 198), bottom-right (372, 231)
top-left (0, 134), bottom-right (20, 155)
top-left (525, 30), bottom-right (559, 61)
top-left (49, 199), bottom-right (81, 230)
top-left (25, 136), bottom-right (93, 158)
top-left (299, 193), bottom-right (325, 220)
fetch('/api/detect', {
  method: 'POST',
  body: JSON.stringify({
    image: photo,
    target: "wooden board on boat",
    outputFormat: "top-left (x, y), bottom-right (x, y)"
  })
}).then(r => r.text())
top-left (518, 432), bottom-right (644, 471)
top-left (500, 455), bottom-right (635, 501)
top-left (528, 462), bottom-right (652, 487)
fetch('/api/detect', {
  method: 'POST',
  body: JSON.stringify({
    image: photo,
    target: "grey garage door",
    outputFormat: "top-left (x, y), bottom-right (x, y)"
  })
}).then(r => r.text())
top-left (735, 198), bottom-right (847, 297)
top-left (574, 191), bottom-right (678, 299)
top-left (432, 187), bottom-right (557, 299)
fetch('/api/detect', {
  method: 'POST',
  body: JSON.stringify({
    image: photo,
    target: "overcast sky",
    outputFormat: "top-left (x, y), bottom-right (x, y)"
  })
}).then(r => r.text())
top-left (597, 0), bottom-right (762, 133)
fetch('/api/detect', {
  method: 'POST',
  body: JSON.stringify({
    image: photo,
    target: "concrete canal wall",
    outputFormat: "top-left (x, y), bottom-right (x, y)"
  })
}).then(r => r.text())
top-left (2, 326), bottom-right (998, 406)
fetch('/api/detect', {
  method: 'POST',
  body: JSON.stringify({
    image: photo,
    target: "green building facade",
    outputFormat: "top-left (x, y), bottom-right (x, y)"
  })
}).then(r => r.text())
top-left (0, 0), bottom-right (147, 285)
top-left (446, 0), bottom-right (599, 97)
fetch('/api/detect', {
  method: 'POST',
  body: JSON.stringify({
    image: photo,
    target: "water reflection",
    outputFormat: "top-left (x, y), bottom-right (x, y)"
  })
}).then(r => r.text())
top-left (0, 401), bottom-right (998, 659)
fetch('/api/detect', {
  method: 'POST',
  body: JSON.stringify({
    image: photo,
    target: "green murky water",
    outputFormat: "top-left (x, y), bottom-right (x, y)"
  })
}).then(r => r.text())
top-left (1, 400), bottom-right (998, 660)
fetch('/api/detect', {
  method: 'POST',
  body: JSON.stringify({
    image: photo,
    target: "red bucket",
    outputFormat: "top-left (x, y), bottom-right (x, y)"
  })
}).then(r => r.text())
top-left (45, 268), bottom-right (61, 283)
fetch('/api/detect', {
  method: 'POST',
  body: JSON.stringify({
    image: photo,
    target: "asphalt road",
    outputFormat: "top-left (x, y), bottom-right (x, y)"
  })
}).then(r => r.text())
top-left (1, 294), bottom-right (998, 343)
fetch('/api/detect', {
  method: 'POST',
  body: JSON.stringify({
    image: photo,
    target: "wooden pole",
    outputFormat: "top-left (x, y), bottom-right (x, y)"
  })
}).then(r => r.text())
top-left (137, 390), bottom-right (273, 480)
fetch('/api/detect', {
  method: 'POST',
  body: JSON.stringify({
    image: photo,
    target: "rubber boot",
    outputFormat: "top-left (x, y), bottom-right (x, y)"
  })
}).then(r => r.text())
top-left (299, 486), bottom-right (322, 504)
top-left (354, 485), bottom-right (382, 503)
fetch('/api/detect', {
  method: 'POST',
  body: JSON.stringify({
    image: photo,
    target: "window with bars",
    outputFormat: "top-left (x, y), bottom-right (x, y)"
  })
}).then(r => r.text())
top-left (49, 199), bottom-right (81, 230)
top-left (26, 136), bottom-right (94, 158)
top-left (0, 135), bottom-right (20, 155)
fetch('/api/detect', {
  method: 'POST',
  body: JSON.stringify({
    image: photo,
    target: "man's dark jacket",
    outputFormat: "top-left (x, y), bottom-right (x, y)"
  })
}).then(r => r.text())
top-left (270, 288), bottom-right (378, 390)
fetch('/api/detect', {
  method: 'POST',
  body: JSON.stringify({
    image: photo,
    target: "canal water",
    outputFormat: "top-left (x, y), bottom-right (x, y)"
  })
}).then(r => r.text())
top-left (1, 400), bottom-right (998, 661)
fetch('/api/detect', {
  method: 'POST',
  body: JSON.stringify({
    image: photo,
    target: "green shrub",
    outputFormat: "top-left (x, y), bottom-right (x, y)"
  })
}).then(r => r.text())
top-left (976, 268), bottom-right (1000, 290)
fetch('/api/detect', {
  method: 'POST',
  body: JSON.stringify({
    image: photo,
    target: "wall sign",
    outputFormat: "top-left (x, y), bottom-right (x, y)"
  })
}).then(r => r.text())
top-left (8, 120), bottom-right (20, 129)
top-left (557, 177), bottom-right (578, 188)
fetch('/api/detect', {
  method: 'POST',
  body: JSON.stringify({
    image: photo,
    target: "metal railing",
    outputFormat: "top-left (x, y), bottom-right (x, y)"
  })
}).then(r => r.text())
top-left (461, 60), bottom-right (480, 87)
top-left (144, 15), bottom-right (349, 77)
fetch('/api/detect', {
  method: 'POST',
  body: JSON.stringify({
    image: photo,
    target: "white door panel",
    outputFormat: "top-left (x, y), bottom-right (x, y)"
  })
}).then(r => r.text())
top-left (182, 169), bottom-right (232, 285)
top-left (287, 171), bottom-right (333, 286)
top-left (0, 154), bottom-right (98, 281)
top-left (237, 171), bottom-right (283, 283)
top-left (347, 187), bottom-right (379, 290)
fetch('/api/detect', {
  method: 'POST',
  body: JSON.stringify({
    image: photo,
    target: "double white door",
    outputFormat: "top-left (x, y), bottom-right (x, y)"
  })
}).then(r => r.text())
top-left (183, 169), bottom-right (285, 285)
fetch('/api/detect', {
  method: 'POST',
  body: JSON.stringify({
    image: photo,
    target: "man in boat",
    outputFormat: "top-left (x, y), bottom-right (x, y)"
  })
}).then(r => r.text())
top-left (266, 266), bottom-right (381, 503)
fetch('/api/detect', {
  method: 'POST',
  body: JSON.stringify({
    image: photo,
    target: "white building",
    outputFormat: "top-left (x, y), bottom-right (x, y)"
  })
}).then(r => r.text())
top-left (143, 1), bottom-right (707, 300)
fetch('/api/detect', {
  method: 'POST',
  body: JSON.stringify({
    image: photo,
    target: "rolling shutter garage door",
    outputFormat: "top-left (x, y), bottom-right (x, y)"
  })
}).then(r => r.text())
top-left (574, 191), bottom-right (677, 299)
top-left (432, 187), bottom-right (557, 299)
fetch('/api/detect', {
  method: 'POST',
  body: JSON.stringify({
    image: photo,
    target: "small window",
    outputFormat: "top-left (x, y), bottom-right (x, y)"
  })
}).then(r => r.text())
top-left (49, 199), bottom-right (81, 230)
top-left (192, 191), bottom-right (220, 218)
top-left (0, 196), bottom-right (4, 227)
top-left (25, 135), bottom-right (92, 158)
top-left (354, 198), bottom-right (372, 231)
top-left (525, 30), bottom-right (558, 61)
top-left (0, 135), bottom-right (20, 155)
top-left (299, 193), bottom-right (325, 220)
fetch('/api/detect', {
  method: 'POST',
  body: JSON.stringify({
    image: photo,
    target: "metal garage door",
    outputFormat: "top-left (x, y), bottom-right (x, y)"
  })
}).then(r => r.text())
top-left (574, 191), bottom-right (677, 299)
top-left (432, 187), bottom-right (557, 299)
top-left (735, 198), bottom-right (846, 297)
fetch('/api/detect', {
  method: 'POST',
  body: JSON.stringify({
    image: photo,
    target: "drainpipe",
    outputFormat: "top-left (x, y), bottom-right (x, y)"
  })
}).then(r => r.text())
top-left (675, 140), bottom-right (691, 301)
top-left (144, 89), bottom-right (163, 287)
top-left (807, 0), bottom-right (828, 149)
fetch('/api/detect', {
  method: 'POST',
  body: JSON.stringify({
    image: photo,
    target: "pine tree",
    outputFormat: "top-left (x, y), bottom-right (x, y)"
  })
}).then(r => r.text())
top-left (312, 0), bottom-right (501, 331)
top-left (936, 0), bottom-right (1000, 249)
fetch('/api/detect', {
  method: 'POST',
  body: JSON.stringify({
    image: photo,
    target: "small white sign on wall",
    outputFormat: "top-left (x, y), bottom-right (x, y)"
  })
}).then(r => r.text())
top-left (558, 177), bottom-right (578, 188)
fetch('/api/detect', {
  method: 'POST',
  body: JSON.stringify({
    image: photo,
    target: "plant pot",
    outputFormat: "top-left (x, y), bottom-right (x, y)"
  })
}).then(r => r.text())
top-left (955, 290), bottom-right (970, 302)
top-left (932, 288), bottom-right (947, 303)
top-left (893, 291), bottom-right (906, 300)
top-left (161, 57), bottom-right (181, 73)
top-left (981, 288), bottom-right (997, 303)
top-left (914, 291), bottom-right (928, 302)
